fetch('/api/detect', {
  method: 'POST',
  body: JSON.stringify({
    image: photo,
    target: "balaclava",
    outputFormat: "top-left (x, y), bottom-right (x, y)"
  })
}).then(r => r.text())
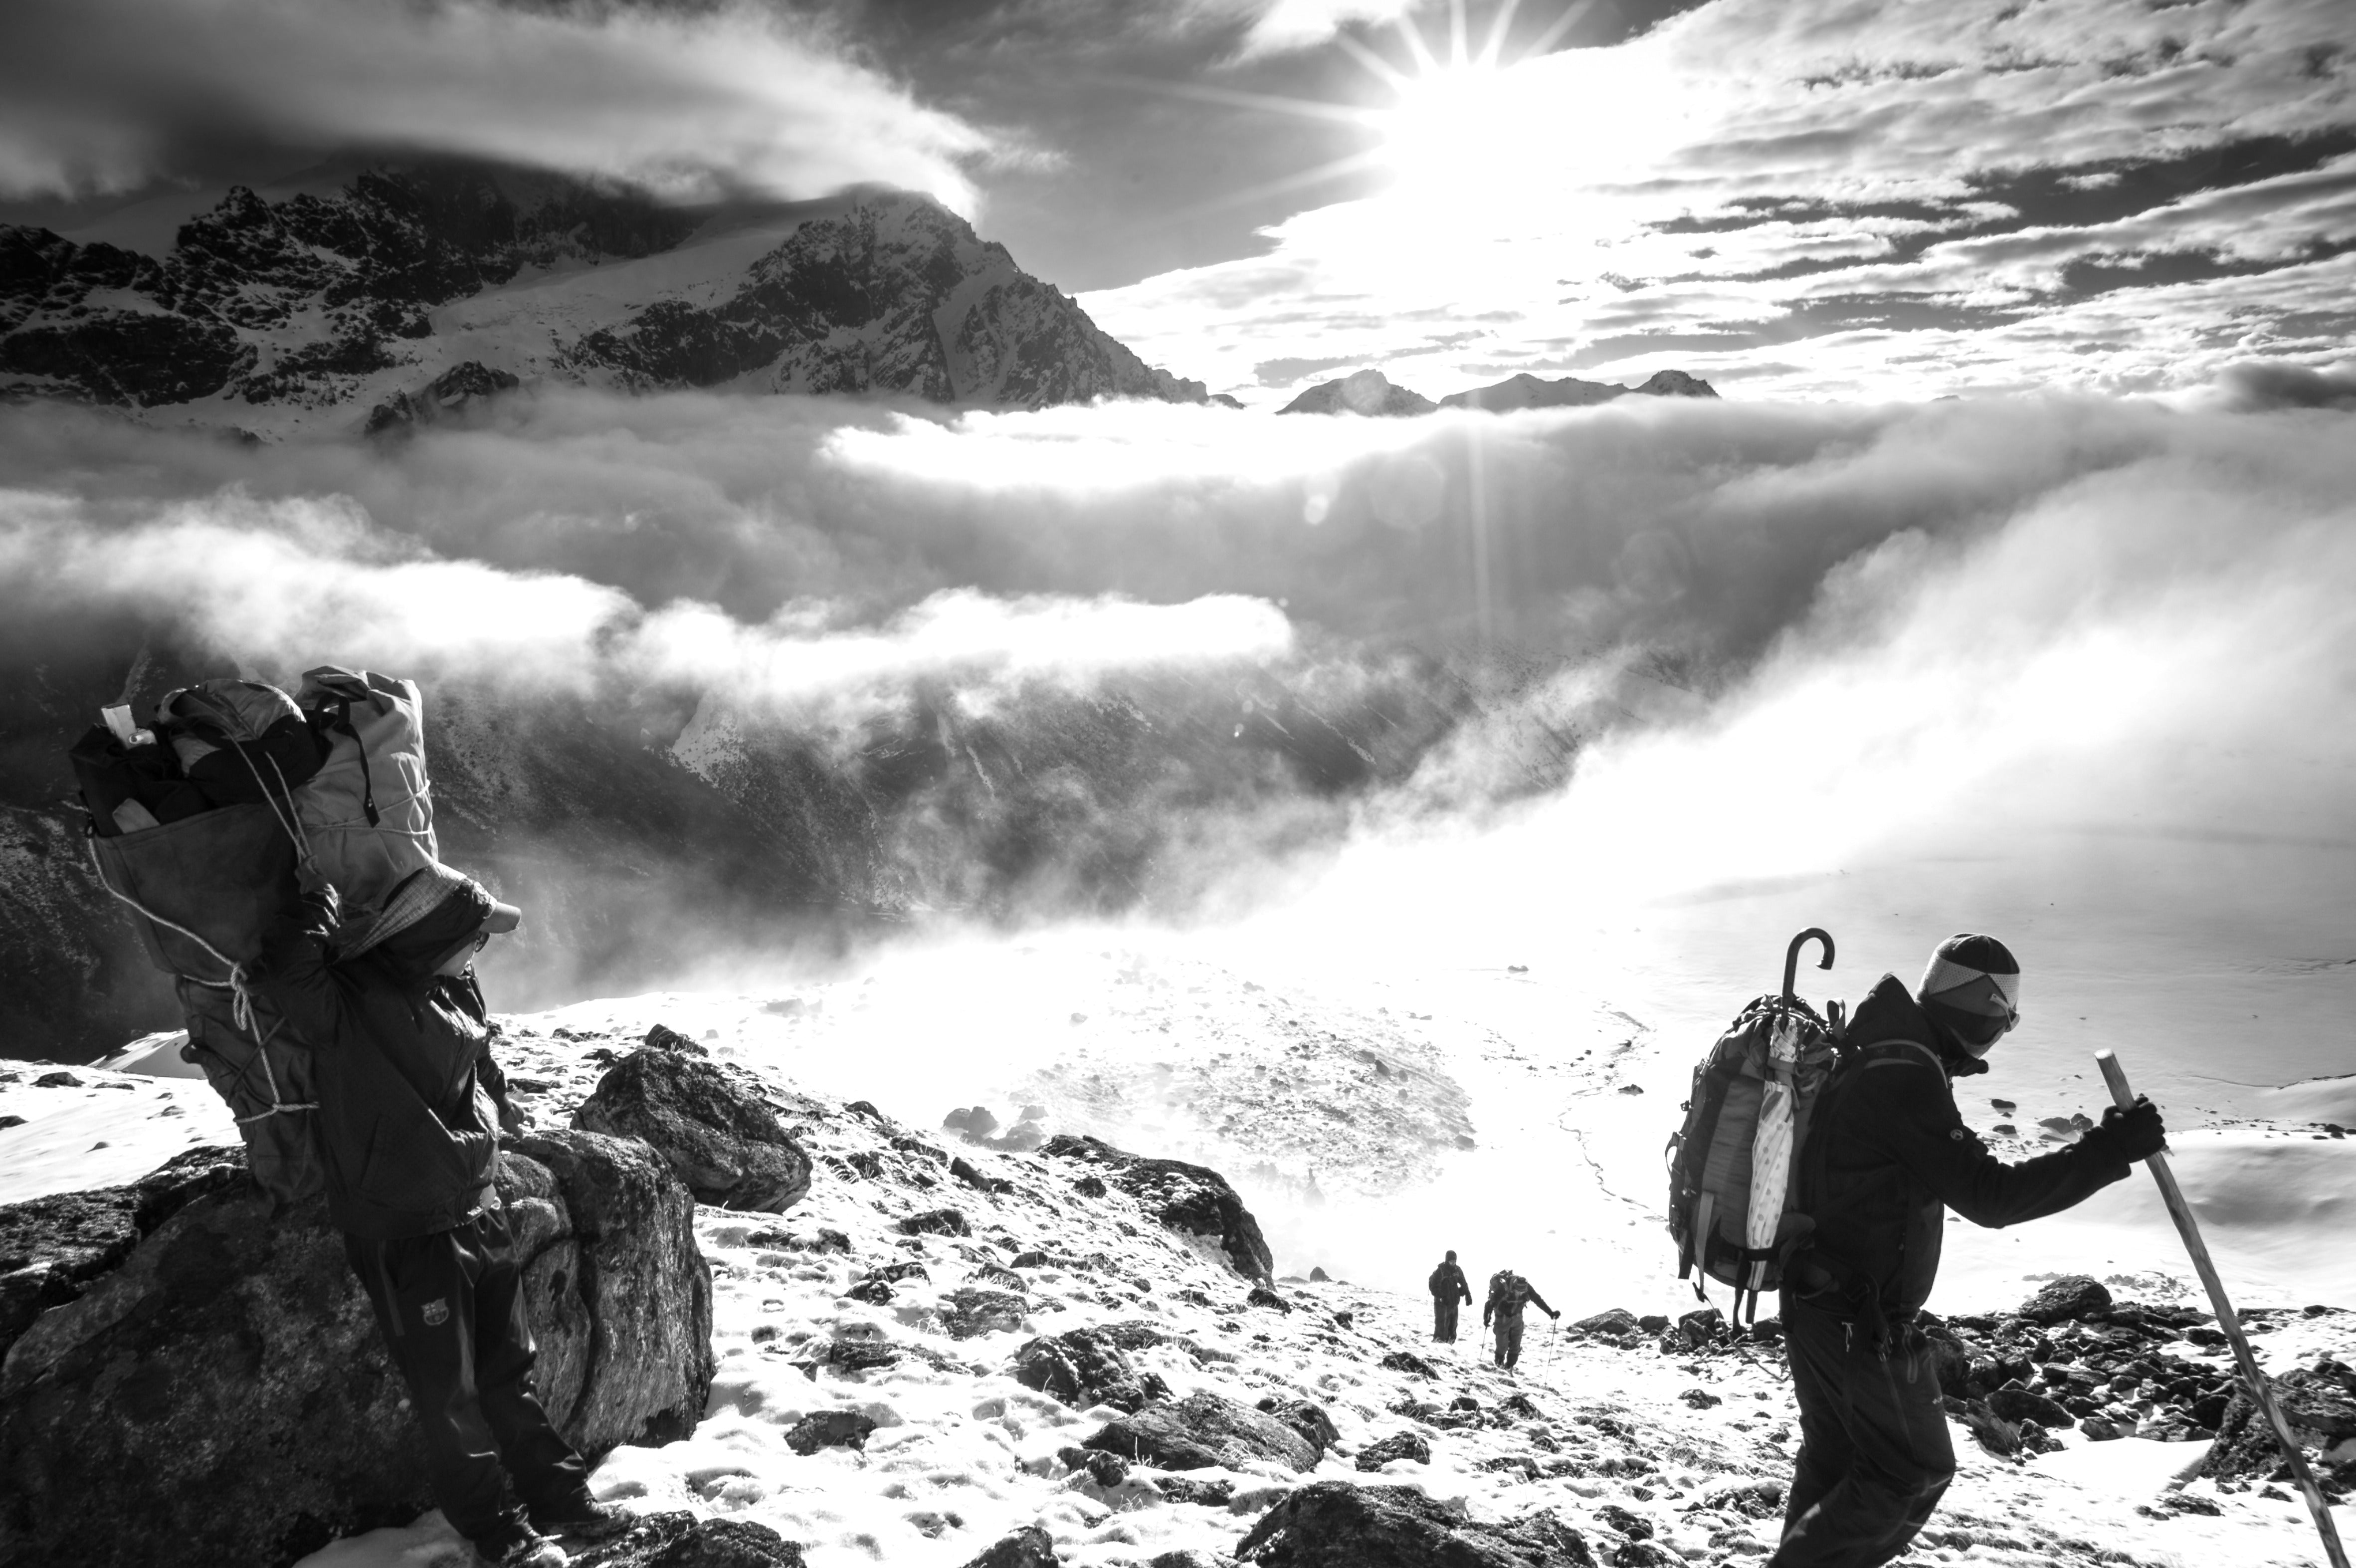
top-left (1917, 933), bottom-right (2021, 1058)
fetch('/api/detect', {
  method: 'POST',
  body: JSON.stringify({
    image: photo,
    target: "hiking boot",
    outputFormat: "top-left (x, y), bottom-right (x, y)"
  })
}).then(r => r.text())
top-left (468, 1518), bottom-right (567, 1568)
top-left (527, 1493), bottom-right (633, 1543)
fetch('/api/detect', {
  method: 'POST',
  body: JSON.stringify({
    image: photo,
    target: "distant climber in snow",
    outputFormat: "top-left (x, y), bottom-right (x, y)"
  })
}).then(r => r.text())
top-left (253, 863), bottom-right (631, 1568)
top-left (1482, 1268), bottom-right (1559, 1370)
top-left (1427, 1250), bottom-right (1472, 1342)
top-left (1769, 934), bottom-right (2167, 1568)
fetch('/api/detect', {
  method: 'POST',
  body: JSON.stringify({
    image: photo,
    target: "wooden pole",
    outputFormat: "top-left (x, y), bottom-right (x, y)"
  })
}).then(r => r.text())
top-left (2094, 1048), bottom-right (2349, 1567)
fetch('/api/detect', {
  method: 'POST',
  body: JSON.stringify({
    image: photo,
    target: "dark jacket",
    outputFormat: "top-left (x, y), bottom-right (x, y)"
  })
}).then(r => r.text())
top-left (252, 885), bottom-right (502, 1241)
top-left (1798, 974), bottom-right (2132, 1315)
top-left (1429, 1261), bottom-right (1471, 1304)
top-left (1483, 1273), bottom-right (1554, 1327)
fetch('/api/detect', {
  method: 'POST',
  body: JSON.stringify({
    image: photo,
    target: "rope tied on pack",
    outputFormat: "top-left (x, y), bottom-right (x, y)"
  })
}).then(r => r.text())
top-left (84, 838), bottom-right (317, 1118)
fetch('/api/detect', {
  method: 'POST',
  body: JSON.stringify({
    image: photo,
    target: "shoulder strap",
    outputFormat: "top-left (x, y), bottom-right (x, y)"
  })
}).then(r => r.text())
top-left (1853, 1036), bottom-right (1945, 1080)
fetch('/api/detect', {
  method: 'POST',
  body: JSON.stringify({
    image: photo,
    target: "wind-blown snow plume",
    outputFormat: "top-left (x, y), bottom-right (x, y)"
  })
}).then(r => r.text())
top-left (0, 0), bottom-right (990, 205)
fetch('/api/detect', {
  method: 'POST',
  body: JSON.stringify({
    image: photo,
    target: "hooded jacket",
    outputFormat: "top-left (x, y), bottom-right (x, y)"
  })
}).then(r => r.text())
top-left (252, 883), bottom-right (502, 1240)
top-left (1796, 974), bottom-right (2133, 1315)
top-left (1429, 1260), bottom-right (1471, 1303)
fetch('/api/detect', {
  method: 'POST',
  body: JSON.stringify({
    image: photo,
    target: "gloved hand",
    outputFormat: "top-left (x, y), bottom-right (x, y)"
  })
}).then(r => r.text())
top-left (1550, 1309), bottom-right (1562, 1320)
top-left (2085, 1096), bottom-right (2166, 1162)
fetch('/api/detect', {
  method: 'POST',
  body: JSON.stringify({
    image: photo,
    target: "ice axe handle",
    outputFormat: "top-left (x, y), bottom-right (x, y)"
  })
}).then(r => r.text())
top-left (1782, 928), bottom-right (1834, 1002)
top-left (2091, 1049), bottom-right (2350, 1568)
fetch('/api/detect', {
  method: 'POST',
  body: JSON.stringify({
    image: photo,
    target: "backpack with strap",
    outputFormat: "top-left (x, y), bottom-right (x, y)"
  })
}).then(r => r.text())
top-left (1664, 928), bottom-right (1846, 1323)
top-left (290, 665), bottom-right (439, 924)
top-left (85, 799), bottom-right (326, 1207)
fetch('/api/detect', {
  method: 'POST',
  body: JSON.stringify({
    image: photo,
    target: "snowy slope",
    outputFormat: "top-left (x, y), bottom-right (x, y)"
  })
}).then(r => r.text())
top-left (16, 940), bottom-right (2356, 1566)
top-left (322, 995), bottom-right (2356, 1567)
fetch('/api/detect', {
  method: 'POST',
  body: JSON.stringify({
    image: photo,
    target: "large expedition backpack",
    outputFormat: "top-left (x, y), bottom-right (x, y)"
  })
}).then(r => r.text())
top-left (73, 665), bottom-right (441, 1207)
top-left (1665, 928), bottom-right (1846, 1322)
top-left (86, 800), bottom-right (326, 1205)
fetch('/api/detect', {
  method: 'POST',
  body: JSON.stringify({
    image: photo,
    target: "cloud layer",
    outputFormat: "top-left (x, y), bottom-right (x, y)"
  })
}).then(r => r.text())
top-left (0, 0), bottom-right (990, 205)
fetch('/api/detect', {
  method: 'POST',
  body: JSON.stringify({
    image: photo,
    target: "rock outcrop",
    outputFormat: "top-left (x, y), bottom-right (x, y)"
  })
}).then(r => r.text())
top-left (960, 1524), bottom-right (1062, 1568)
top-left (573, 1512), bottom-right (808, 1567)
top-left (574, 1033), bottom-right (813, 1211)
top-left (2205, 1357), bottom-right (2356, 1479)
top-left (1013, 1327), bottom-right (1165, 1413)
top-left (1235, 1482), bottom-right (1596, 1566)
top-left (1354, 1431), bottom-right (1431, 1470)
top-left (363, 359), bottom-right (521, 436)
top-left (0, 1146), bottom-right (247, 1359)
top-left (2017, 1275), bottom-right (2111, 1324)
top-left (1081, 1389), bottom-right (1322, 1472)
top-left (1040, 1134), bottom-right (1272, 1282)
top-left (0, 1134), bottom-right (711, 1568)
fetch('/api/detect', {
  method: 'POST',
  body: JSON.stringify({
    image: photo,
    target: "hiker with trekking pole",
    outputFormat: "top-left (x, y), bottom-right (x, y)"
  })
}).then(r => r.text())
top-left (1668, 932), bottom-right (2173, 1568)
top-left (1482, 1267), bottom-right (1560, 1372)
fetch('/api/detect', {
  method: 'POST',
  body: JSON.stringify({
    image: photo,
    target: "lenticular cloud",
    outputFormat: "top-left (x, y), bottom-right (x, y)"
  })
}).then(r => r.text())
top-left (0, 0), bottom-right (991, 205)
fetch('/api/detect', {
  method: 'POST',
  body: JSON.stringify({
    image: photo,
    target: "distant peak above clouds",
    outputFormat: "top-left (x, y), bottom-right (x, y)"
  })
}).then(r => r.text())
top-left (0, 166), bottom-right (1212, 432)
top-left (1275, 365), bottom-right (1718, 414)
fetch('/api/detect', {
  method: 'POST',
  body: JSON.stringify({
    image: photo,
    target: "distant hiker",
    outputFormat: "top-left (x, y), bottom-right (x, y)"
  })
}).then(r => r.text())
top-left (253, 864), bottom-right (629, 1568)
top-left (1428, 1250), bottom-right (1472, 1342)
top-left (1482, 1268), bottom-right (1560, 1370)
top-left (1770, 935), bottom-right (2166, 1568)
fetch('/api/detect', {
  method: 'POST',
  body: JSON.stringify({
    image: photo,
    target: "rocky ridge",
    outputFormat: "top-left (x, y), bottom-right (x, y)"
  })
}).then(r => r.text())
top-left (1278, 367), bottom-right (1718, 417)
top-left (0, 165), bottom-right (1208, 432)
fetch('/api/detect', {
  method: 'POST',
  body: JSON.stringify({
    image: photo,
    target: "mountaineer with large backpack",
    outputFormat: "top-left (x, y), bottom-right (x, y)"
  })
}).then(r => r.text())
top-left (1481, 1268), bottom-right (1560, 1371)
top-left (1673, 932), bottom-right (2168, 1568)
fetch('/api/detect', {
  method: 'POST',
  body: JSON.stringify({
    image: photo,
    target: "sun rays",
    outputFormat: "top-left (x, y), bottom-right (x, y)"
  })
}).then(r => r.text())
top-left (1117, 0), bottom-right (1615, 224)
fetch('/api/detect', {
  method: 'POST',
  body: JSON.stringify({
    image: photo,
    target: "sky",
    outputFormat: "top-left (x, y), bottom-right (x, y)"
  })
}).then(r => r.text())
top-left (3, 0), bottom-right (2352, 403)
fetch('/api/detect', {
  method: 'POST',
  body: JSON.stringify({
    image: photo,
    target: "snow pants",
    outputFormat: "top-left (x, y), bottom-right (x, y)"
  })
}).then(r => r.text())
top-left (1769, 1293), bottom-right (1955, 1568)
top-left (1433, 1297), bottom-right (1460, 1342)
top-left (1493, 1316), bottom-right (1525, 1368)
top-left (345, 1203), bottom-right (591, 1545)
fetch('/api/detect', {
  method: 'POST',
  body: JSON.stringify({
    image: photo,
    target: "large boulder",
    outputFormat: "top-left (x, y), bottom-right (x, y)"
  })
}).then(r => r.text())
top-left (574, 1041), bottom-right (814, 1211)
top-left (961, 1524), bottom-right (1061, 1568)
top-left (1039, 1135), bottom-right (1273, 1283)
top-left (1082, 1389), bottom-right (1320, 1473)
top-left (573, 1511), bottom-right (807, 1567)
top-left (2017, 1276), bottom-right (2111, 1325)
top-left (1235, 1483), bottom-right (1595, 1566)
top-left (2204, 1359), bottom-right (2356, 1479)
top-left (0, 1134), bottom-right (712, 1568)
top-left (0, 1147), bottom-right (248, 1360)
top-left (1013, 1327), bottom-right (1162, 1413)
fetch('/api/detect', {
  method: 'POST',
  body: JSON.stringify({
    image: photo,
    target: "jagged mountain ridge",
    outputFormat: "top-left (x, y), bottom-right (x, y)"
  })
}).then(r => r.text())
top-left (1279, 366), bottom-right (1721, 416)
top-left (0, 165), bottom-right (1209, 432)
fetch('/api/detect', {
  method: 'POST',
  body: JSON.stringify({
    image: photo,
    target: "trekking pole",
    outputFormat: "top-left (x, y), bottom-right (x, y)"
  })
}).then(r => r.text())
top-left (2094, 1049), bottom-right (2349, 1568)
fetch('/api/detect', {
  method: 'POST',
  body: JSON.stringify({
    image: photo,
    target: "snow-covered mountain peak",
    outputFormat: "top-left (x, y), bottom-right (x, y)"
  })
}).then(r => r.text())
top-left (0, 168), bottom-right (1210, 435)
